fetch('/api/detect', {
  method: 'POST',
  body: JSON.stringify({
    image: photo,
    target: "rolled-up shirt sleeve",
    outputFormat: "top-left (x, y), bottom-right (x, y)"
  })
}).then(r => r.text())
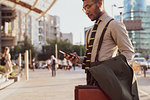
top-left (111, 20), bottom-right (135, 61)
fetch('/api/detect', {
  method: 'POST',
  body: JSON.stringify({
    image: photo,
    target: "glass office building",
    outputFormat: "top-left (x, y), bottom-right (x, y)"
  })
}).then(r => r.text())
top-left (123, 0), bottom-right (150, 54)
top-left (124, 0), bottom-right (146, 20)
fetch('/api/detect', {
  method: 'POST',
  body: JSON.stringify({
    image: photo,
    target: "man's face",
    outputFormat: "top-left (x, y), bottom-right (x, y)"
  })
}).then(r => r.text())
top-left (83, 0), bottom-right (101, 21)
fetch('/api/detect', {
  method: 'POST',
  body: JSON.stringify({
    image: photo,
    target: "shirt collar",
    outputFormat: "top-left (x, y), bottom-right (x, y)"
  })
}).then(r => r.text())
top-left (97, 12), bottom-right (109, 22)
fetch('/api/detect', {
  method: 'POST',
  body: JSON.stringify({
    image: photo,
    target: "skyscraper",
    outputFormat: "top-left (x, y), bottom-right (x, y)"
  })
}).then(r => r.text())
top-left (123, 0), bottom-right (150, 54)
top-left (124, 0), bottom-right (146, 20)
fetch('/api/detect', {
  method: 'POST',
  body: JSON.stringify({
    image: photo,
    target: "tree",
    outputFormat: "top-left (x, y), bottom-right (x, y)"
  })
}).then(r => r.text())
top-left (10, 36), bottom-right (37, 59)
top-left (72, 45), bottom-right (85, 56)
top-left (38, 39), bottom-right (85, 60)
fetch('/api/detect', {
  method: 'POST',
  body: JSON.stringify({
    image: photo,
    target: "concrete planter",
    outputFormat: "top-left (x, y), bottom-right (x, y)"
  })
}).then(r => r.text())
top-left (9, 74), bottom-right (20, 82)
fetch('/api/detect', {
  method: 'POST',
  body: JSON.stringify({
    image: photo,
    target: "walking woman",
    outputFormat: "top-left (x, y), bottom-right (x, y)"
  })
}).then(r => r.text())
top-left (2, 47), bottom-right (13, 80)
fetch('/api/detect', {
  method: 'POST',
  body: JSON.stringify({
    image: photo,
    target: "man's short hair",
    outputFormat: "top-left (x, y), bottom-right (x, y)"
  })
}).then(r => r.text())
top-left (82, 0), bottom-right (102, 2)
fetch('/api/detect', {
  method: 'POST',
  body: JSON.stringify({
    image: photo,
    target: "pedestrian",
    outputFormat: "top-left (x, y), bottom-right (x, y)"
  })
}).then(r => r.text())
top-left (1, 47), bottom-right (13, 80)
top-left (47, 58), bottom-right (51, 71)
top-left (63, 58), bottom-right (69, 70)
top-left (72, 63), bottom-right (76, 70)
top-left (32, 57), bottom-right (36, 71)
top-left (63, 0), bottom-right (139, 100)
top-left (49, 55), bottom-right (57, 77)
top-left (66, 59), bottom-right (70, 70)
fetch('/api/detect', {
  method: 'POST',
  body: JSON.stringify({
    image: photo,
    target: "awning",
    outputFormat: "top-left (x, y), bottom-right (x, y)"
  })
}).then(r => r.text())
top-left (0, 0), bottom-right (56, 20)
top-left (123, 20), bottom-right (143, 31)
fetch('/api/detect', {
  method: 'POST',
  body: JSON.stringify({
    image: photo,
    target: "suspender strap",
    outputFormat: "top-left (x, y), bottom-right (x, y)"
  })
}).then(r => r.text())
top-left (95, 19), bottom-right (114, 62)
top-left (86, 29), bottom-right (91, 49)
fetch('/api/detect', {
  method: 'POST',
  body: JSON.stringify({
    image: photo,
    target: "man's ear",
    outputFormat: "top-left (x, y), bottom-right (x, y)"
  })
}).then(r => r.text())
top-left (97, 1), bottom-right (102, 8)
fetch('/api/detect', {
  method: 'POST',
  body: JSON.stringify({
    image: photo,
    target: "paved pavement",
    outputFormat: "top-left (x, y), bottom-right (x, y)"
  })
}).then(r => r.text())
top-left (0, 68), bottom-right (86, 100)
top-left (0, 67), bottom-right (150, 100)
top-left (136, 70), bottom-right (150, 100)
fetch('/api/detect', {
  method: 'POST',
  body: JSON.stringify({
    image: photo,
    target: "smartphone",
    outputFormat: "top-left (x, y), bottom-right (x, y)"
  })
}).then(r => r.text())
top-left (59, 50), bottom-right (71, 56)
top-left (59, 50), bottom-right (66, 55)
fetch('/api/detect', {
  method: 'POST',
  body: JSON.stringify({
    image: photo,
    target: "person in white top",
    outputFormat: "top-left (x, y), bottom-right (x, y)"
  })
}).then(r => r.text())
top-left (49, 55), bottom-right (57, 77)
top-left (47, 58), bottom-right (51, 71)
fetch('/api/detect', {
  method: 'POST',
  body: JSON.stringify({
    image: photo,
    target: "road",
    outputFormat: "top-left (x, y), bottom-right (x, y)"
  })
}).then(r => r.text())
top-left (0, 68), bottom-right (149, 100)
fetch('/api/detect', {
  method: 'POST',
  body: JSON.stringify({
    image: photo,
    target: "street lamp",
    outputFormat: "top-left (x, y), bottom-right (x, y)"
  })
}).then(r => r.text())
top-left (112, 4), bottom-right (124, 23)
top-left (80, 34), bottom-right (82, 56)
top-left (118, 6), bottom-right (124, 23)
top-left (55, 32), bottom-right (58, 60)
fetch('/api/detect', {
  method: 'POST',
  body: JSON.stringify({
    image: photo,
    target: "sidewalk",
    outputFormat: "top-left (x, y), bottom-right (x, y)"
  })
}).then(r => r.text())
top-left (136, 69), bottom-right (150, 100)
top-left (0, 68), bottom-right (150, 100)
top-left (0, 68), bottom-right (86, 100)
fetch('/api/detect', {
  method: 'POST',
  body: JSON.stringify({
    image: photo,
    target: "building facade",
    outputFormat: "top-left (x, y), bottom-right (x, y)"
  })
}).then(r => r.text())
top-left (0, 5), bottom-right (60, 52)
top-left (0, 4), bottom-right (16, 52)
top-left (60, 32), bottom-right (73, 44)
top-left (38, 15), bottom-right (60, 45)
top-left (9, 10), bottom-right (41, 51)
top-left (123, 0), bottom-right (150, 54)
top-left (12, 13), bottom-right (60, 51)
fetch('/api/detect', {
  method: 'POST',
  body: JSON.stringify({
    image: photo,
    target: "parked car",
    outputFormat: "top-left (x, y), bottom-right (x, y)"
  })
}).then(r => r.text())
top-left (38, 61), bottom-right (47, 69)
top-left (133, 57), bottom-right (148, 70)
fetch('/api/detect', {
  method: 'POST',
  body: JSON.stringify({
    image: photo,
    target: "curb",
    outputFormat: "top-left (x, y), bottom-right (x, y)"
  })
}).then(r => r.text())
top-left (0, 79), bottom-right (14, 90)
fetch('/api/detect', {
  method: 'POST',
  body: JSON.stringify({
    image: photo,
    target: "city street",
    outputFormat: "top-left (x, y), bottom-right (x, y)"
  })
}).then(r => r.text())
top-left (0, 67), bottom-right (150, 100)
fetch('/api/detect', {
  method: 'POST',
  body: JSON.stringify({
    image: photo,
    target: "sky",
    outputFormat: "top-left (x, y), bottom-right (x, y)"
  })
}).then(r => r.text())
top-left (49, 0), bottom-right (150, 45)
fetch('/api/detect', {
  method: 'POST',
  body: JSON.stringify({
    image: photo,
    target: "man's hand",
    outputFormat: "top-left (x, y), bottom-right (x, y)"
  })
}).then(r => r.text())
top-left (64, 52), bottom-right (79, 63)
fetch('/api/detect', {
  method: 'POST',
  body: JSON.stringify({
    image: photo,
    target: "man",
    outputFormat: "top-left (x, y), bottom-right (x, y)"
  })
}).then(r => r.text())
top-left (47, 58), bottom-right (51, 71)
top-left (64, 0), bottom-right (139, 100)
top-left (49, 55), bottom-right (57, 77)
top-left (32, 58), bottom-right (36, 71)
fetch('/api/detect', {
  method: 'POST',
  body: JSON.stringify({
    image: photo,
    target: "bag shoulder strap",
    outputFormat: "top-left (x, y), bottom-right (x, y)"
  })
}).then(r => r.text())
top-left (95, 19), bottom-right (114, 62)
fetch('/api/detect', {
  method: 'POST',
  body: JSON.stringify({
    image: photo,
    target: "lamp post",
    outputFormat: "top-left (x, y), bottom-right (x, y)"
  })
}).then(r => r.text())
top-left (79, 33), bottom-right (82, 56)
top-left (112, 4), bottom-right (124, 23)
top-left (80, 41), bottom-right (82, 56)
top-left (55, 32), bottom-right (58, 59)
top-left (118, 6), bottom-right (124, 23)
top-left (55, 42), bottom-right (58, 59)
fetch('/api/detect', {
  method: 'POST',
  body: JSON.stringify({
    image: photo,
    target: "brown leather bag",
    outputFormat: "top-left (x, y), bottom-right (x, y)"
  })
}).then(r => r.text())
top-left (75, 85), bottom-right (110, 100)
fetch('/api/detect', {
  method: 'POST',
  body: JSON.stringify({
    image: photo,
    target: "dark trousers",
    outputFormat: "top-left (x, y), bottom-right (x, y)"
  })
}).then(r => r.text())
top-left (52, 65), bottom-right (56, 77)
top-left (86, 70), bottom-right (98, 86)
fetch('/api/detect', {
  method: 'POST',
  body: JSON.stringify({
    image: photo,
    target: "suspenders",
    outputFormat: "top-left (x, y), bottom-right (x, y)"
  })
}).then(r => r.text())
top-left (86, 19), bottom-right (114, 62)
top-left (95, 19), bottom-right (114, 62)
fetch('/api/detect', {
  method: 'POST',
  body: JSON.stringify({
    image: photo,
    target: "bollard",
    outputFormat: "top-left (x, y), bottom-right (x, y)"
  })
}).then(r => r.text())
top-left (143, 66), bottom-right (146, 77)
top-left (25, 50), bottom-right (29, 80)
top-left (19, 53), bottom-right (21, 67)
